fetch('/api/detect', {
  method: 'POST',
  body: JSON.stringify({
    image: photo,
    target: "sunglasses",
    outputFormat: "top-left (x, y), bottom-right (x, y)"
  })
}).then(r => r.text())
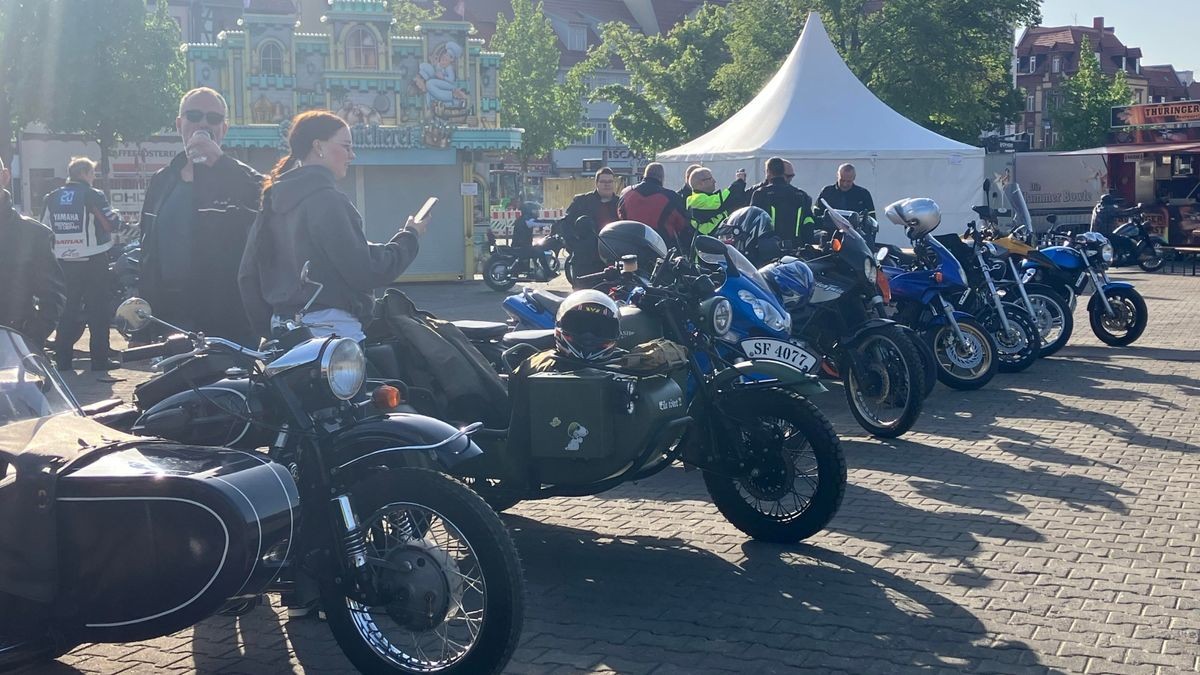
top-left (183, 110), bottom-right (225, 125)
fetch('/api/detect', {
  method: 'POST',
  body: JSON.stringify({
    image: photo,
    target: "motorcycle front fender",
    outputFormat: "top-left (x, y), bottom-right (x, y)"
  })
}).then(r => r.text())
top-left (712, 359), bottom-right (827, 396)
top-left (1087, 282), bottom-right (1136, 312)
top-left (842, 317), bottom-right (897, 348)
top-left (328, 413), bottom-right (483, 477)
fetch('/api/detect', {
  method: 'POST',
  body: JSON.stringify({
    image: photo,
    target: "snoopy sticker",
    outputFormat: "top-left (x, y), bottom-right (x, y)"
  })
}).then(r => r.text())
top-left (564, 422), bottom-right (589, 451)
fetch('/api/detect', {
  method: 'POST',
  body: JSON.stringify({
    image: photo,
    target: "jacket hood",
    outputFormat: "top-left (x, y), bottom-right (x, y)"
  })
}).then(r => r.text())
top-left (267, 165), bottom-right (338, 213)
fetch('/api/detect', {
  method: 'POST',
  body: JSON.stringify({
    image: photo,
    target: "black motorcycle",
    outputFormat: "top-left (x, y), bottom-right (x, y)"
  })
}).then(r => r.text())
top-left (10, 300), bottom-right (528, 675)
top-left (1091, 199), bottom-right (1168, 272)
top-left (482, 224), bottom-right (564, 291)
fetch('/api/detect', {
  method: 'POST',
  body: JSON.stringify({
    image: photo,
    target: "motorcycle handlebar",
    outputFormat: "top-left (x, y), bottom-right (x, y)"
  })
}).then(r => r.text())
top-left (575, 266), bottom-right (620, 286)
top-left (122, 342), bottom-right (170, 362)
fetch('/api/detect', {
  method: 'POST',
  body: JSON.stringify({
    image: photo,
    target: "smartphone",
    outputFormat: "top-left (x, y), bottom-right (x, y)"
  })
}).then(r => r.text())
top-left (415, 196), bottom-right (438, 223)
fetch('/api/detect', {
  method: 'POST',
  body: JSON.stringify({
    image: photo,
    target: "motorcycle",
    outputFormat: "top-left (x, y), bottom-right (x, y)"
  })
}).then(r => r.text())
top-left (1092, 199), bottom-right (1168, 272)
top-left (767, 206), bottom-right (926, 437)
top-left (934, 223), bottom-right (1042, 373)
top-left (375, 234), bottom-right (848, 544)
top-left (882, 232), bottom-right (999, 391)
top-left (43, 299), bottom-right (528, 675)
top-left (1022, 231), bottom-right (1149, 347)
top-left (482, 222), bottom-right (564, 292)
top-left (971, 183), bottom-right (1075, 358)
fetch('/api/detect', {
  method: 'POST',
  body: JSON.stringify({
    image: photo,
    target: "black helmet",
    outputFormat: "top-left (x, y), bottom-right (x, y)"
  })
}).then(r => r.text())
top-left (713, 206), bottom-right (775, 263)
top-left (555, 290), bottom-right (621, 362)
top-left (597, 220), bottom-right (668, 270)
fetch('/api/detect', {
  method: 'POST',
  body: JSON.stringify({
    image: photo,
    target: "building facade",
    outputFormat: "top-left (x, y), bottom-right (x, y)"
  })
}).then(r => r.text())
top-left (187, 0), bottom-right (521, 280)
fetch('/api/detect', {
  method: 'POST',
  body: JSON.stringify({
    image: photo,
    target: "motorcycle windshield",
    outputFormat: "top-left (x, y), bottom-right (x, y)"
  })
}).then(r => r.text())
top-left (0, 327), bottom-right (80, 429)
top-left (724, 243), bottom-right (772, 294)
top-left (1004, 183), bottom-right (1033, 232)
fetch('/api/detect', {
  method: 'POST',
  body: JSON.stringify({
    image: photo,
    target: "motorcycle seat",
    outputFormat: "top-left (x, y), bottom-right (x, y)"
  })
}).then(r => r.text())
top-left (501, 328), bottom-right (556, 351)
top-left (529, 289), bottom-right (567, 316)
top-left (451, 320), bottom-right (510, 341)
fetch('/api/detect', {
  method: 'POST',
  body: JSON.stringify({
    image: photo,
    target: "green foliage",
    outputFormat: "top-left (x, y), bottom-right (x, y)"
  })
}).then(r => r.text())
top-left (2, 0), bottom-right (185, 176)
top-left (1054, 38), bottom-right (1134, 151)
top-left (591, 5), bottom-right (731, 157)
top-left (711, 0), bottom-right (1041, 144)
top-left (390, 0), bottom-right (444, 34)
top-left (493, 0), bottom-right (599, 171)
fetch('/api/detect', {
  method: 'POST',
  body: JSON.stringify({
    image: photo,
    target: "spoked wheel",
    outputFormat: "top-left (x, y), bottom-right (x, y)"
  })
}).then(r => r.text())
top-left (1010, 284), bottom-right (1073, 357)
top-left (924, 317), bottom-right (997, 390)
top-left (483, 255), bottom-right (518, 292)
top-left (1138, 242), bottom-right (1166, 272)
top-left (982, 305), bottom-right (1041, 373)
top-left (841, 325), bottom-right (924, 438)
top-left (702, 389), bottom-right (846, 543)
top-left (1089, 287), bottom-right (1148, 347)
top-left (321, 469), bottom-right (524, 675)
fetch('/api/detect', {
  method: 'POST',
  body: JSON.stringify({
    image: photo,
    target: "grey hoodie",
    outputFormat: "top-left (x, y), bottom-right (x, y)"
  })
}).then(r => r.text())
top-left (238, 165), bottom-right (419, 338)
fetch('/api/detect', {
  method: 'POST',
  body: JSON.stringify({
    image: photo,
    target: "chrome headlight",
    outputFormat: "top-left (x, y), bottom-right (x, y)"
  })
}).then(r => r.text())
top-left (1101, 243), bottom-right (1114, 264)
top-left (711, 297), bottom-right (733, 336)
top-left (321, 338), bottom-right (366, 400)
top-left (737, 290), bottom-right (789, 332)
top-left (863, 258), bottom-right (876, 282)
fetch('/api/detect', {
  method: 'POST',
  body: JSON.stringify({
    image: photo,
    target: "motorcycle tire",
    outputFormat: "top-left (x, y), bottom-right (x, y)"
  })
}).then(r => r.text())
top-left (483, 255), bottom-right (518, 292)
top-left (1089, 286), bottom-right (1148, 347)
top-left (840, 324), bottom-right (924, 438)
top-left (563, 258), bottom-right (576, 286)
top-left (1138, 241), bottom-right (1167, 273)
top-left (983, 305), bottom-right (1041, 374)
top-left (702, 389), bottom-right (846, 543)
top-left (461, 477), bottom-right (522, 513)
top-left (923, 317), bottom-right (998, 390)
top-left (1010, 284), bottom-right (1073, 357)
top-left (897, 326), bottom-right (938, 398)
top-left (320, 468), bottom-right (525, 675)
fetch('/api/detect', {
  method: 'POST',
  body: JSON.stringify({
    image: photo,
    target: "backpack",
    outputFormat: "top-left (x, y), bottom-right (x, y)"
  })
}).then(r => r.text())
top-left (366, 289), bottom-right (510, 427)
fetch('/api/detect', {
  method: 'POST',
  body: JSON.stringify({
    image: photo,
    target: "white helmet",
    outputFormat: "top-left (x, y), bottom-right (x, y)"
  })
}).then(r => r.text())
top-left (885, 198), bottom-right (942, 240)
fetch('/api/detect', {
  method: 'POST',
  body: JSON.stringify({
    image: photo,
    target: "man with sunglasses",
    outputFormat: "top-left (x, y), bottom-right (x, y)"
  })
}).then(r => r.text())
top-left (137, 87), bottom-right (263, 344)
top-left (750, 156), bottom-right (816, 247)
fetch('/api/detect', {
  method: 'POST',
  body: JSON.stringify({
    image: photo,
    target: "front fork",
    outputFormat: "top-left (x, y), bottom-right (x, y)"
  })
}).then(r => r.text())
top-left (1007, 258), bottom-right (1037, 319)
top-left (1088, 268), bottom-right (1116, 317)
top-left (937, 296), bottom-right (969, 345)
top-left (977, 252), bottom-right (1013, 334)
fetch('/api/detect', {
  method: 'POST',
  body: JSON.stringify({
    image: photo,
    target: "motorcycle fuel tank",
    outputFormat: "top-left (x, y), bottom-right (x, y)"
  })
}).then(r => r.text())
top-left (1029, 246), bottom-right (1086, 272)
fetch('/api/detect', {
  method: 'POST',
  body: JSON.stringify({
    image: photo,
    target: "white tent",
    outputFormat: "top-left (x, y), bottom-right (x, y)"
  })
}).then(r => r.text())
top-left (656, 13), bottom-right (984, 246)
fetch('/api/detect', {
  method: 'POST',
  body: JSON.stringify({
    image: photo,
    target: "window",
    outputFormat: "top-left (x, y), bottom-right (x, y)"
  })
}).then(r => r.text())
top-left (568, 23), bottom-right (587, 52)
top-left (1028, 56), bottom-right (1037, 74)
top-left (1026, 94), bottom-right (1035, 112)
top-left (260, 42), bottom-right (283, 76)
top-left (1052, 56), bottom-right (1061, 73)
top-left (1135, 90), bottom-right (1143, 103)
top-left (345, 26), bottom-right (378, 70)
top-left (594, 121), bottom-right (609, 146)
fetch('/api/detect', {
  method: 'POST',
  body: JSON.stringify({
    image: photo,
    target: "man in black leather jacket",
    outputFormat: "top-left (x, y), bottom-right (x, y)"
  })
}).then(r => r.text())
top-left (138, 88), bottom-right (262, 345)
top-left (0, 155), bottom-right (65, 348)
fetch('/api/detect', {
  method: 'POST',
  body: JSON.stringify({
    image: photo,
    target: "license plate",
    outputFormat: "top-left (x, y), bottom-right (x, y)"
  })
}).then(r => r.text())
top-left (740, 338), bottom-right (819, 373)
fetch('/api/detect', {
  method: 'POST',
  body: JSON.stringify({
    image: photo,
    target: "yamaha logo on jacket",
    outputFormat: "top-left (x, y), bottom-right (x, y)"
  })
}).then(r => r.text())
top-left (42, 181), bottom-right (121, 260)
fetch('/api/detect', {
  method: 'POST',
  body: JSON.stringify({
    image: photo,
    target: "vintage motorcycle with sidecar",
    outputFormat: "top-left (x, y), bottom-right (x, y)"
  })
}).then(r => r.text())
top-left (371, 226), bottom-right (848, 544)
top-left (0, 309), bottom-right (524, 675)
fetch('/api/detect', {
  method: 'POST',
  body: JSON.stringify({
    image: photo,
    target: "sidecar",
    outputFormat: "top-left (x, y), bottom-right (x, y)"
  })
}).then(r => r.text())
top-left (0, 327), bottom-right (299, 648)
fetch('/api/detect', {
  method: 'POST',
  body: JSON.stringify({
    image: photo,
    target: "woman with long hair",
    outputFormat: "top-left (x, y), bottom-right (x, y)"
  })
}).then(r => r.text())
top-left (238, 110), bottom-right (428, 341)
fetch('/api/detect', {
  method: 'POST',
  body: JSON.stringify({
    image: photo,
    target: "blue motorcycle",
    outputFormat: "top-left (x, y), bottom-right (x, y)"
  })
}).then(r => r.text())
top-left (883, 233), bottom-right (999, 391)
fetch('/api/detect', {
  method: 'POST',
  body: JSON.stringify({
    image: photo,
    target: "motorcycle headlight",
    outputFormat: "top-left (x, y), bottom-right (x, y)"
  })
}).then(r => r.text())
top-left (863, 258), bottom-right (876, 282)
top-left (1101, 243), bottom-right (1114, 264)
top-left (699, 296), bottom-right (734, 337)
top-left (321, 338), bottom-right (366, 400)
top-left (737, 290), bottom-right (789, 332)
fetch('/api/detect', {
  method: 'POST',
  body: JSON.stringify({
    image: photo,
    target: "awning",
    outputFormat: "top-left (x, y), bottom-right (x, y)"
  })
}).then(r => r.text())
top-left (1055, 141), bottom-right (1200, 155)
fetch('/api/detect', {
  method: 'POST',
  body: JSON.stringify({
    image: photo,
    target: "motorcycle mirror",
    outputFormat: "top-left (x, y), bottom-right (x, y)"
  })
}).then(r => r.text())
top-left (299, 260), bottom-right (324, 316)
top-left (300, 260), bottom-right (313, 284)
top-left (983, 178), bottom-right (991, 193)
top-left (115, 297), bottom-right (153, 333)
top-left (875, 247), bottom-right (890, 263)
top-left (1046, 214), bottom-right (1058, 224)
top-left (692, 235), bottom-right (728, 257)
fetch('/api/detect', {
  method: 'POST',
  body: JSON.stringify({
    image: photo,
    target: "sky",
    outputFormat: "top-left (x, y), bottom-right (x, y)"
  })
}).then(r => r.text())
top-left (1033, 0), bottom-right (1200, 74)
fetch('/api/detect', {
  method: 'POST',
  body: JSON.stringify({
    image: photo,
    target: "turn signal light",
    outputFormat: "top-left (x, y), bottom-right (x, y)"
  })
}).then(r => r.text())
top-left (831, 238), bottom-right (842, 252)
top-left (933, 271), bottom-right (944, 284)
top-left (372, 385), bottom-right (403, 410)
top-left (876, 269), bottom-right (892, 303)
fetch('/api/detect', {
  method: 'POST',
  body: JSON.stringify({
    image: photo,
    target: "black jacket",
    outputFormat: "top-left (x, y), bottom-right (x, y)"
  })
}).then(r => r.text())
top-left (0, 190), bottom-right (65, 346)
top-left (238, 165), bottom-right (420, 338)
top-left (138, 152), bottom-right (262, 344)
top-left (560, 190), bottom-right (618, 265)
top-left (816, 183), bottom-right (875, 219)
top-left (750, 177), bottom-right (816, 244)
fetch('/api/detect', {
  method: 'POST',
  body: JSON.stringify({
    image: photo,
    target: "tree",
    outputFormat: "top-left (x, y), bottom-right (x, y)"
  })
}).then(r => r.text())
top-left (390, 0), bottom-right (444, 34)
top-left (5, 0), bottom-right (185, 188)
top-left (1053, 38), bottom-right (1134, 151)
top-left (591, 5), bottom-right (731, 156)
top-left (712, 0), bottom-right (1041, 144)
top-left (493, 0), bottom-right (600, 177)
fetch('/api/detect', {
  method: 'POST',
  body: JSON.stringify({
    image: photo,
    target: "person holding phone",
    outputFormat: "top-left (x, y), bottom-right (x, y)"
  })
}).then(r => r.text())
top-left (238, 110), bottom-right (429, 342)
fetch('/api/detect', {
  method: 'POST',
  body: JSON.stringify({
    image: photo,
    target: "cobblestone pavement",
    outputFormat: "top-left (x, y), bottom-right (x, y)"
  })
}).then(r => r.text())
top-left (22, 269), bottom-right (1200, 674)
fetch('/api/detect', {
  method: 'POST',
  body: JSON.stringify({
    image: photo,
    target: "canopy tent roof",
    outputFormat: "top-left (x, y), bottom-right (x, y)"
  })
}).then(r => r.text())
top-left (657, 13), bottom-right (982, 162)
